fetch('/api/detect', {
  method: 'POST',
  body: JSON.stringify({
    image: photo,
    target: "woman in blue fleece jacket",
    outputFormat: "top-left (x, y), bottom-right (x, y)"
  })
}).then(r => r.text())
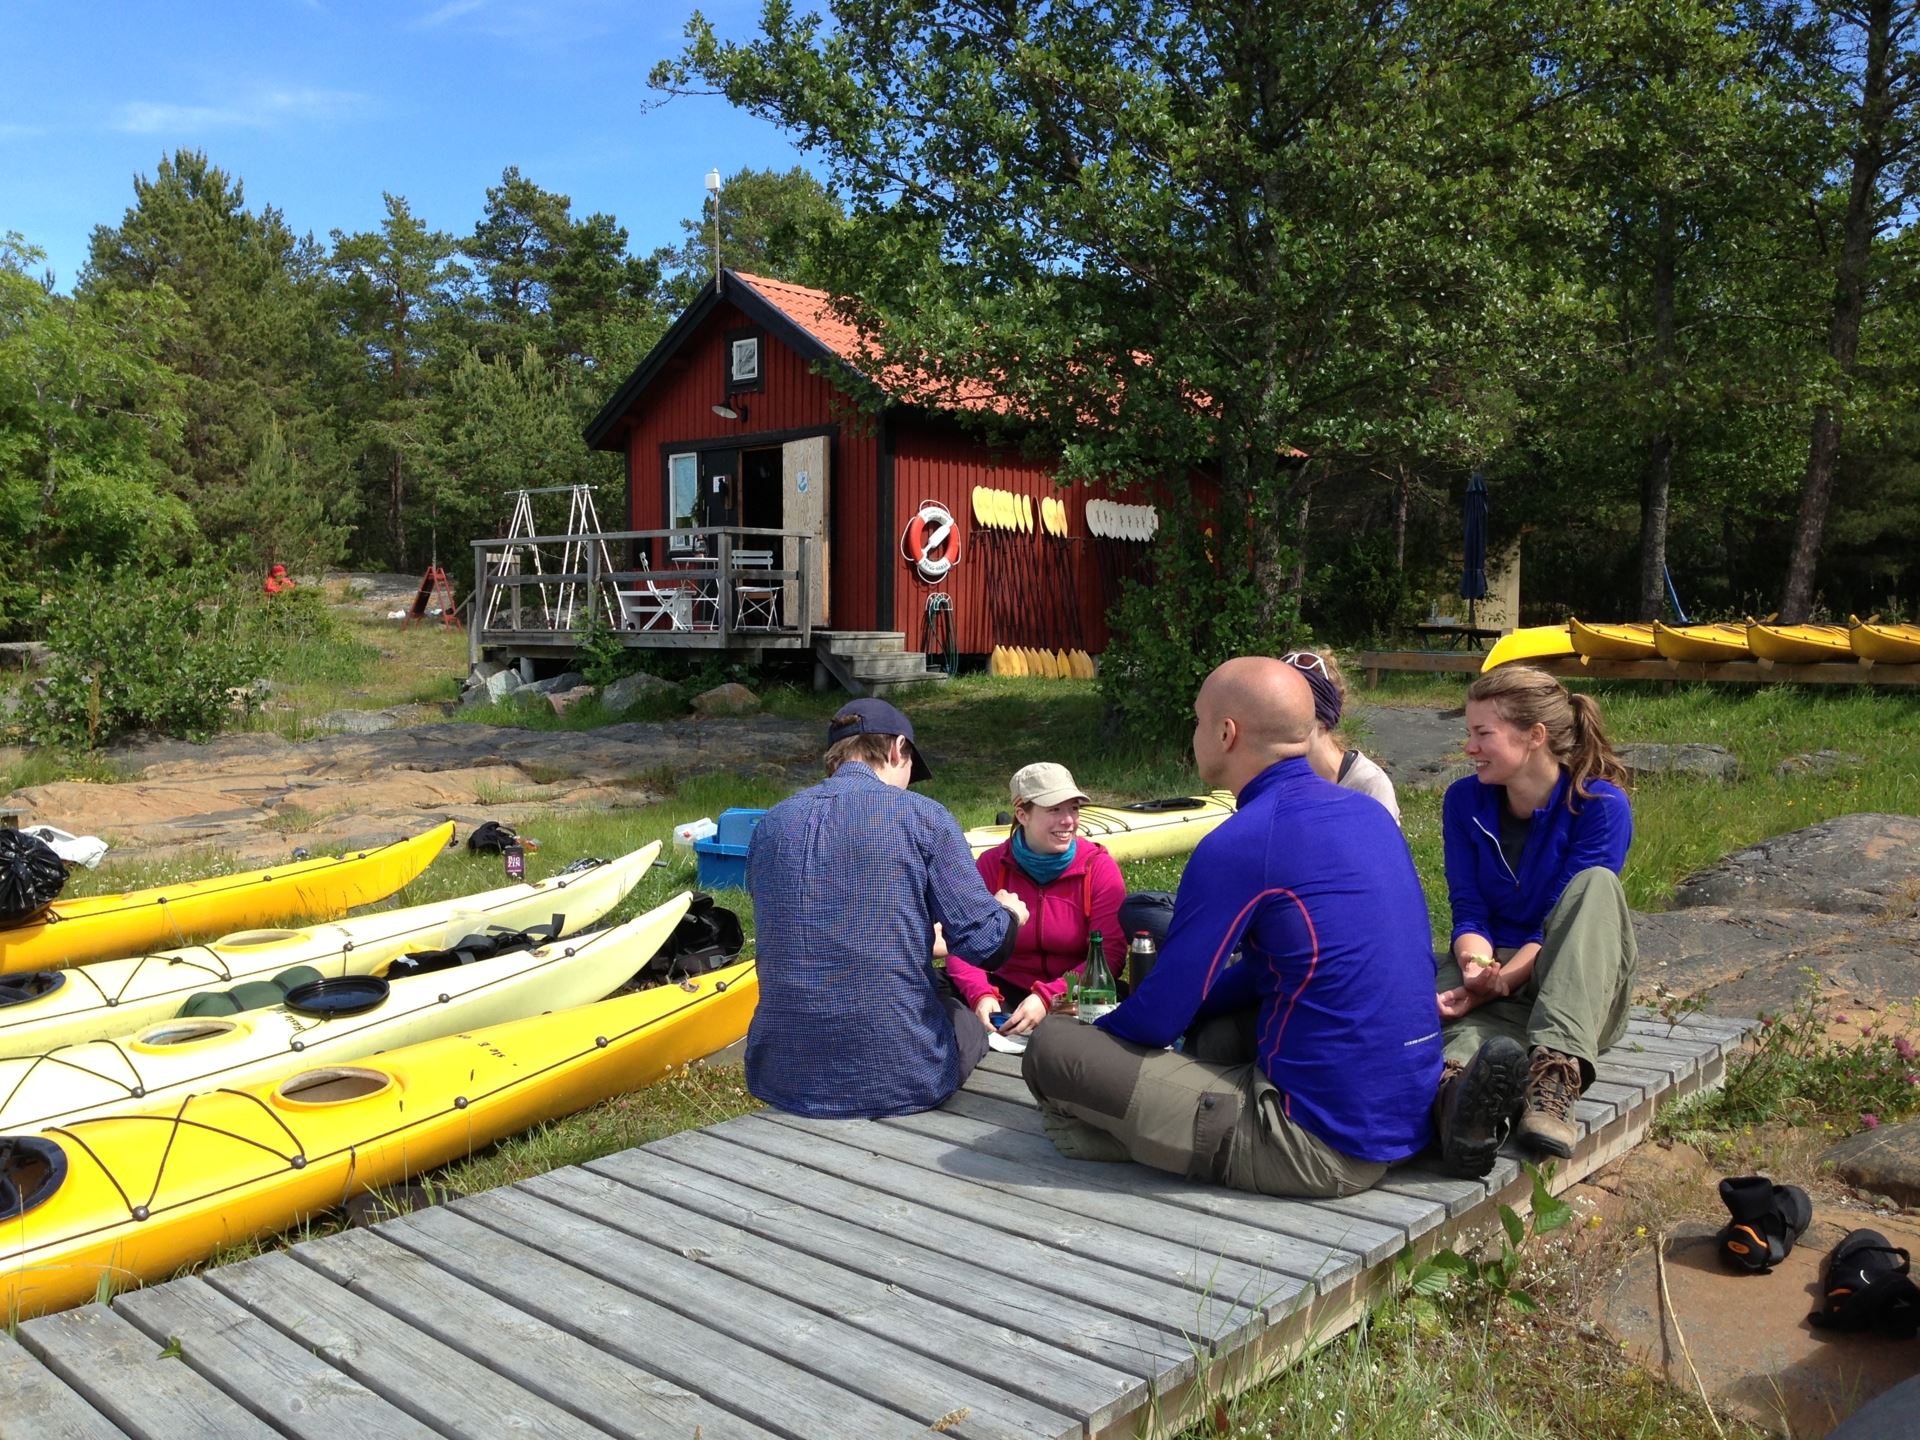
top-left (1430, 664), bottom-right (1636, 1178)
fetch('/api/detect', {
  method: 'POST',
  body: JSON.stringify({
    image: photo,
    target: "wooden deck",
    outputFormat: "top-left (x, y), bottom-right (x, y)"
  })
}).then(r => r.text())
top-left (5, 1009), bottom-right (1749, 1440)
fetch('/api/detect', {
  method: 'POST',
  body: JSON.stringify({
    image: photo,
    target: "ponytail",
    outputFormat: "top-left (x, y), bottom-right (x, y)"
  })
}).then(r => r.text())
top-left (1564, 692), bottom-right (1628, 806)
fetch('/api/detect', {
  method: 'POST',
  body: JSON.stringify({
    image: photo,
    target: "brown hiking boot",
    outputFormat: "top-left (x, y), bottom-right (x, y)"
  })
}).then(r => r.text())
top-left (1517, 1046), bottom-right (1582, 1157)
top-left (1435, 1036), bottom-right (1528, 1179)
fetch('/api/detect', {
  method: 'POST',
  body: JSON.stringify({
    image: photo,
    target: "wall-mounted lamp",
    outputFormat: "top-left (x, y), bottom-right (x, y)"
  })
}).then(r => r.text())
top-left (712, 402), bottom-right (747, 422)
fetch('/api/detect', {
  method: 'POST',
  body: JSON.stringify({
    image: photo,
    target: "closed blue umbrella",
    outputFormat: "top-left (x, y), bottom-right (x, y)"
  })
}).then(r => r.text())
top-left (1460, 470), bottom-right (1489, 628)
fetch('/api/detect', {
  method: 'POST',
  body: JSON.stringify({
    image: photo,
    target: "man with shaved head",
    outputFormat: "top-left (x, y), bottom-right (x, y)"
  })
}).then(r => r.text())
top-left (1023, 656), bottom-right (1447, 1197)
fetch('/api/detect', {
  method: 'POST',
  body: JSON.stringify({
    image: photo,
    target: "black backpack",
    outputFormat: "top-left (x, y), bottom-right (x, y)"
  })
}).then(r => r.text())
top-left (633, 893), bottom-right (745, 985)
top-left (0, 828), bottom-right (66, 925)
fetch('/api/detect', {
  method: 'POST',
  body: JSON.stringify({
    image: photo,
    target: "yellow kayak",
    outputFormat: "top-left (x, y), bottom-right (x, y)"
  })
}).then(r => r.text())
top-left (1849, 618), bottom-right (1920, 664)
top-left (0, 891), bottom-right (691, 1136)
top-left (1570, 618), bottom-right (1657, 660)
top-left (965, 792), bottom-right (1236, 863)
top-left (1746, 622), bottom-right (1855, 664)
top-left (0, 959), bottom-right (756, 1318)
top-left (0, 843), bottom-right (660, 1058)
top-left (1652, 621), bottom-right (1752, 662)
top-left (1481, 624), bottom-right (1575, 671)
top-left (0, 822), bottom-right (456, 975)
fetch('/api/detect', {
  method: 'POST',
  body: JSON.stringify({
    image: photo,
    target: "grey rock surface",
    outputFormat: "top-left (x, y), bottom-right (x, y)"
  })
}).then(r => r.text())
top-left (1821, 1120), bottom-right (1920, 1208)
top-left (601, 671), bottom-right (677, 711)
top-left (1774, 749), bottom-right (1865, 779)
top-left (692, 682), bottom-right (759, 717)
top-left (524, 670), bottom-right (588, 696)
top-left (1616, 742), bottom-right (1741, 782)
top-left (1671, 813), bottom-right (1920, 916)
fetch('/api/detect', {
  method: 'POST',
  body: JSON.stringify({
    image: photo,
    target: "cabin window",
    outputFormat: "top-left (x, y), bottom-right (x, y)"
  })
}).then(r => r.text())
top-left (726, 328), bottom-right (762, 392)
top-left (667, 451), bottom-right (699, 550)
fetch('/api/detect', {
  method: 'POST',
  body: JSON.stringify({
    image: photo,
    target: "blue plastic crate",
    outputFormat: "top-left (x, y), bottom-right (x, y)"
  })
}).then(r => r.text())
top-left (715, 807), bottom-right (767, 848)
top-left (692, 838), bottom-right (750, 891)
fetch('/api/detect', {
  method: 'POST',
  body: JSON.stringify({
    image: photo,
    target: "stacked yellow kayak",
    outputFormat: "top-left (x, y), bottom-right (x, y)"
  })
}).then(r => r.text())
top-left (0, 959), bottom-right (757, 1318)
top-left (1571, 619), bottom-right (1657, 660)
top-left (988, 646), bottom-right (1097, 680)
top-left (1480, 625), bottom-right (1575, 671)
top-left (965, 792), bottom-right (1236, 862)
top-left (1652, 621), bottom-right (1752, 661)
top-left (0, 891), bottom-right (691, 1135)
top-left (1849, 617), bottom-right (1920, 663)
top-left (1747, 622), bottom-right (1853, 663)
top-left (0, 842), bottom-right (660, 1057)
top-left (0, 822), bottom-right (457, 975)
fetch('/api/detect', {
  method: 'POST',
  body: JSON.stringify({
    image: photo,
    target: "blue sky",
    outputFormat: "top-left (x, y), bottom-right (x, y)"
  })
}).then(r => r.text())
top-left (0, 0), bottom-right (813, 290)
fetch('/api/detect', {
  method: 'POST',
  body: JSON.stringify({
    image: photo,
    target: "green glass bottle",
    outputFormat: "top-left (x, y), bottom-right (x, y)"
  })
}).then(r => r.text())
top-left (1078, 930), bottom-right (1117, 1021)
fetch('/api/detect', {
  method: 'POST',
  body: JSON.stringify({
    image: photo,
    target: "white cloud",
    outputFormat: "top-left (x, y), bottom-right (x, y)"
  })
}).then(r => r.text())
top-left (413, 0), bottom-right (486, 28)
top-left (0, 122), bottom-right (45, 141)
top-left (112, 87), bottom-right (374, 135)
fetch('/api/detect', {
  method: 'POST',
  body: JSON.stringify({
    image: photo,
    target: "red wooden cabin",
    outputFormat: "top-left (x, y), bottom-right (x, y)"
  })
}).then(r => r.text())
top-left (581, 270), bottom-right (1157, 685)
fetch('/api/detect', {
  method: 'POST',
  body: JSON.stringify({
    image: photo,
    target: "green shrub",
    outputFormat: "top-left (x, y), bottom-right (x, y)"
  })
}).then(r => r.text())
top-left (21, 564), bottom-right (264, 748)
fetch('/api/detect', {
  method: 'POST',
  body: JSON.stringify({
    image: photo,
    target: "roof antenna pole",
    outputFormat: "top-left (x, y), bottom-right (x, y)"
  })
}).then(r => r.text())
top-left (705, 168), bottom-right (723, 297)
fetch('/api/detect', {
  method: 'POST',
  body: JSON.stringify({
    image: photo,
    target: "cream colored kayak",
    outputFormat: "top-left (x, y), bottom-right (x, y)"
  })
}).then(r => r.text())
top-left (1, 960), bottom-right (757, 1319)
top-left (965, 792), bottom-right (1236, 863)
top-left (0, 843), bottom-right (661, 1058)
top-left (0, 890), bottom-right (691, 1135)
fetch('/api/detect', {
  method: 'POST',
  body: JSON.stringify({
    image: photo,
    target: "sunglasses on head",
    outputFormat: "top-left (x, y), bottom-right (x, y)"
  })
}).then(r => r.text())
top-left (1280, 651), bottom-right (1328, 677)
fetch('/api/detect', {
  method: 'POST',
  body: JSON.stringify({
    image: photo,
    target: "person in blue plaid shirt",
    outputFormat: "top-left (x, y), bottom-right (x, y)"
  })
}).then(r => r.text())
top-left (744, 698), bottom-right (1031, 1117)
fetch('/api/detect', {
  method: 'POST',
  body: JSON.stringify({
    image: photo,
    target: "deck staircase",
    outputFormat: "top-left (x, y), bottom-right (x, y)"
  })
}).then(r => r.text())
top-left (812, 631), bottom-right (949, 697)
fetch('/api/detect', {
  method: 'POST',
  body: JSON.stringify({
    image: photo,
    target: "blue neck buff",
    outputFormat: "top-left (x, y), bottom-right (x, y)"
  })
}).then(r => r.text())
top-left (1011, 828), bottom-right (1076, 885)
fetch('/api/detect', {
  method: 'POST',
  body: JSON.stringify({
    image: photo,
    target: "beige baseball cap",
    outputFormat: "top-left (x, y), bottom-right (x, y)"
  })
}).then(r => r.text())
top-left (1010, 762), bottom-right (1089, 808)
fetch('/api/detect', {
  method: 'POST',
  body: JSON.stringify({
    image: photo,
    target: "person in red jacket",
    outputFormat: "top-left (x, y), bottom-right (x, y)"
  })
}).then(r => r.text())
top-left (263, 563), bottom-right (296, 595)
top-left (945, 762), bottom-right (1126, 1037)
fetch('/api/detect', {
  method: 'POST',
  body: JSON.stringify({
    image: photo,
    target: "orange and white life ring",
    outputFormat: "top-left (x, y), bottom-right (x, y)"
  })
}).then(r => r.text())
top-left (901, 501), bottom-right (962, 583)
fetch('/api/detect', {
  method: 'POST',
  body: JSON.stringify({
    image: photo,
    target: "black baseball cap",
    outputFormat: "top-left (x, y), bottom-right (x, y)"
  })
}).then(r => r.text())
top-left (827, 697), bottom-right (932, 783)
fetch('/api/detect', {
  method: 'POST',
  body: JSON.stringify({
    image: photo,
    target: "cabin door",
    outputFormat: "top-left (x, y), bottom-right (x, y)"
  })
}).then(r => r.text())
top-left (781, 436), bottom-right (829, 626)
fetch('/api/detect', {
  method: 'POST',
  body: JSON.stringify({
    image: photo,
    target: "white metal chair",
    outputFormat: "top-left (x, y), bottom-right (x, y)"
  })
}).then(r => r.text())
top-left (731, 549), bottom-right (779, 630)
top-left (612, 581), bottom-right (691, 633)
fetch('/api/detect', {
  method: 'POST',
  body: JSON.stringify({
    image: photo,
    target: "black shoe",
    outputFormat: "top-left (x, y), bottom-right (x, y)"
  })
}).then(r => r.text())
top-left (1809, 1229), bottom-right (1920, 1336)
top-left (1716, 1175), bottom-right (1812, 1273)
top-left (1436, 1036), bottom-right (1528, 1179)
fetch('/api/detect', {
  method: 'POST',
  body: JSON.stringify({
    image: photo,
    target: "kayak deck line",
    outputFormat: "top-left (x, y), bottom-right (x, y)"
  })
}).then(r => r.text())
top-left (4, 1005), bottom-right (1749, 1439)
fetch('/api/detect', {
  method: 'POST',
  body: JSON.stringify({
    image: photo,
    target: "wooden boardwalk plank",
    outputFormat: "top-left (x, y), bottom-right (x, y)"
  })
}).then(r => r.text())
top-left (885, 1090), bottom-right (1370, 1292)
top-left (295, 1229), bottom-right (773, 1440)
top-left (0, 1332), bottom-right (122, 1440)
top-left (582, 1143), bottom-right (1206, 1385)
top-left (16, 1303), bottom-right (271, 1440)
top-left (113, 1280), bottom-right (435, 1440)
top-left (641, 1123), bottom-right (1272, 1345)
top-left (457, 1183), bottom-right (1081, 1440)
top-left (525, 1162), bottom-right (1146, 1434)
top-left (205, 1251), bottom-right (617, 1440)
top-left (384, 1201), bottom-right (935, 1440)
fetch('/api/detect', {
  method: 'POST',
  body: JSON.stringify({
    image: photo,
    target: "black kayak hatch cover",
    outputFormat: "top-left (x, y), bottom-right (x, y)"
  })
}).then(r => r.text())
top-left (283, 975), bottom-right (390, 1018)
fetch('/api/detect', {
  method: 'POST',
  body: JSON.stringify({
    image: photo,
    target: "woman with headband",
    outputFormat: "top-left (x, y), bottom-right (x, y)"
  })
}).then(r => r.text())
top-left (1279, 650), bottom-right (1400, 825)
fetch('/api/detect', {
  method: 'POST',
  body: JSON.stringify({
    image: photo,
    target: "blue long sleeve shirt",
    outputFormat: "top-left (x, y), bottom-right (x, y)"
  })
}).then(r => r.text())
top-left (1442, 770), bottom-right (1632, 950)
top-left (1100, 757), bottom-right (1443, 1163)
top-left (744, 762), bottom-right (1016, 1118)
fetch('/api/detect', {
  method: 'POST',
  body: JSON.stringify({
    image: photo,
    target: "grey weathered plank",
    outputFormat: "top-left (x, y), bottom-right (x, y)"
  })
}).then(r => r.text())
top-left (582, 1143), bottom-right (1204, 1385)
top-left (206, 1251), bottom-right (616, 1440)
top-left (295, 1228), bottom-right (774, 1440)
top-left (16, 1302), bottom-right (270, 1440)
top-left (113, 1280), bottom-right (435, 1440)
top-left (458, 1183), bottom-right (1079, 1440)
top-left (1628, 1008), bottom-right (1752, 1042)
top-left (645, 1123), bottom-right (1274, 1344)
top-left (761, 1102), bottom-right (1408, 1269)
top-left (1606, 1035), bottom-right (1709, 1070)
top-left (1623, 1019), bottom-right (1736, 1055)
top-left (0, 1331), bottom-right (123, 1440)
top-left (883, 1105), bottom-right (1397, 1282)
top-left (385, 1202), bottom-right (933, 1440)
top-left (965, 1066), bottom-right (1047, 1112)
top-left (526, 1162), bottom-right (1145, 1434)
top-left (1585, 1079), bottom-right (1642, 1112)
top-left (949, 1083), bottom-right (1049, 1134)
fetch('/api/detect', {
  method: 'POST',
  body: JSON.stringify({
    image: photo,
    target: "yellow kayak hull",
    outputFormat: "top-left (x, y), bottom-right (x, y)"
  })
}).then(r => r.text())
top-left (0, 822), bottom-right (457, 975)
top-left (965, 792), bottom-right (1236, 863)
top-left (1481, 625), bottom-right (1575, 671)
top-left (0, 843), bottom-right (660, 1058)
top-left (1570, 618), bottom-right (1657, 660)
top-left (0, 959), bottom-right (757, 1318)
top-left (1747, 623), bottom-right (1854, 664)
top-left (0, 891), bottom-right (691, 1135)
top-left (1851, 621), bottom-right (1920, 664)
top-left (1652, 621), bottom-right (1752, 662)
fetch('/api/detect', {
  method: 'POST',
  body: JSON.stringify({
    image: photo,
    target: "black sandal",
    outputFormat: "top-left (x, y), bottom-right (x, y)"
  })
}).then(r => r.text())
top-left (1715, 1175), bottom-right (1812, 1273)
top-left (1808, 1229), bottom-right (1920, 1337)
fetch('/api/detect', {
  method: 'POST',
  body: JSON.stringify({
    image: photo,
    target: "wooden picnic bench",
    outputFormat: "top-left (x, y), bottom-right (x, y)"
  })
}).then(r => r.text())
top-left (4, 1007), bottom-right (1749, 1439)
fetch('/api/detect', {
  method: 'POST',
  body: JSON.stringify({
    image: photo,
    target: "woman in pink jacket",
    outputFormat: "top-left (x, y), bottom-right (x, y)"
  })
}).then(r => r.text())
top-left (946, 762), bottom-right (1126, 1037)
